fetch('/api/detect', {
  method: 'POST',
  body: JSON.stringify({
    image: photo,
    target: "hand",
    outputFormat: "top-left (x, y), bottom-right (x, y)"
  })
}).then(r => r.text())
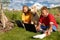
top-left (44, 31), bottom-right (48, 36)
top-left (44, 30), bottom-right (51, 36)
top-left (24, 21), bottom-right (29, 24)
top-left (36, 26), bottom-right (40, 32)
top-left (31, 21), bottom-right (34, 24)
top-left (48, 31), bottom-right (51, 35)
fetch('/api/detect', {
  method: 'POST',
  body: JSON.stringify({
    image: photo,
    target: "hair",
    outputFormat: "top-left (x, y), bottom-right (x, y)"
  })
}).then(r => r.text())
top-left (41, 6), bottom-right (48, 10)
top-left (22, 5), bottom-right (31, 14)
top-left (41, 6), bottom-right (48, 13)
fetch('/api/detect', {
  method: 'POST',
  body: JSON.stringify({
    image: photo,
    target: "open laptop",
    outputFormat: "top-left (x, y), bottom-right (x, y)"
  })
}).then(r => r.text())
top-left (15, 20), bottom-right (37, 33)
top-left (24, 23), bottom-right (37, 33)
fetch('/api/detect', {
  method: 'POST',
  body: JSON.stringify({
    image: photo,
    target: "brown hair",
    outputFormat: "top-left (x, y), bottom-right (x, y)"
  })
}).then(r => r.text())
top-left (22, 5), bottom-right (30, 14)
top-left (41, 6), bottom-right (48, 13)
top-left (41, 6), bottom-right (48, 10)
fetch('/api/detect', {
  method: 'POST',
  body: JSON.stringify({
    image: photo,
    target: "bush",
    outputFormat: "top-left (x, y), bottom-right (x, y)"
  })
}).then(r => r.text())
top-left (4, 10), bottom-right (22, 21)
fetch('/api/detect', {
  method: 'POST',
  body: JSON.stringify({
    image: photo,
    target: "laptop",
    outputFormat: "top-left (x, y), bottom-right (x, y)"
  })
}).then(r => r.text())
top-left (15, 20), bottom-right (37, 33)
top-left (24, 23), bottom-right (37, 33)
top-left (15, 20), bottom-right (24, 28)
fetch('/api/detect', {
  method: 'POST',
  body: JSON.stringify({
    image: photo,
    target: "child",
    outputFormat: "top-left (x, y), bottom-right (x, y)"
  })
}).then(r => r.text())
top-left (16, 5), bottom-right (32, 28)
top-left (22, 5), bottom-right (32, 24)
top-left (33, 6), bottom-right (58, 39)
top-left (20, 5), bottom-right (37, 32)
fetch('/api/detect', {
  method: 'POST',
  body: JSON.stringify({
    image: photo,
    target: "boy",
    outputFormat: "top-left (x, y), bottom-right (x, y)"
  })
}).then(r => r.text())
top-left (33, 6), bottom-right (58, 39)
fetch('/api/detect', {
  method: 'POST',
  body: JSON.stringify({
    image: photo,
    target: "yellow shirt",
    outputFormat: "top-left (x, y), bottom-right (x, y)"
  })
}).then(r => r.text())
top-left (22, 13), bottom-right (32, 23)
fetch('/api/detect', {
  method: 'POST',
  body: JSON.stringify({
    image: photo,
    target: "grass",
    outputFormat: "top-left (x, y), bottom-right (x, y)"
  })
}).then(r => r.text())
top-left (0, 10), bottom-right (60, 40)
top-left (0, 26), bottom-right (60, 40)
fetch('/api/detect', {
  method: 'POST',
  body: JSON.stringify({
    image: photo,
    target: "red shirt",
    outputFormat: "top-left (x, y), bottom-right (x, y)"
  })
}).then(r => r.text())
top-left (39, 13), bottom-right (58, 28)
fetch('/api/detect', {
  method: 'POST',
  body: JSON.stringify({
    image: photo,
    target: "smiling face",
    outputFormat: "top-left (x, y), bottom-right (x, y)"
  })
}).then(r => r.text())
top-left (23, 6), bottom-right (29, 13)
top-left (41, 6), bottom-right (49, 17)
top-left (41, 10), bottom-right (48, 17)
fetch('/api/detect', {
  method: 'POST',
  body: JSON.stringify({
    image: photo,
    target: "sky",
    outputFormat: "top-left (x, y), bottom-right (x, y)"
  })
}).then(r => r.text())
top-left (7, 0), bottom-right (60, 10)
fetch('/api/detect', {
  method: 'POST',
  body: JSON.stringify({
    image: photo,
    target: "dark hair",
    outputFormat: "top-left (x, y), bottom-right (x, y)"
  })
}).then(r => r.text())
top-left (22, 5), bottom-right (30, 13)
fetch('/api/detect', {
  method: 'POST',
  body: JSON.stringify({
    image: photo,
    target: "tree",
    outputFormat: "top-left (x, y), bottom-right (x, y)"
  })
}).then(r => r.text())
top-left (0, 0), bottom-right (10, 28)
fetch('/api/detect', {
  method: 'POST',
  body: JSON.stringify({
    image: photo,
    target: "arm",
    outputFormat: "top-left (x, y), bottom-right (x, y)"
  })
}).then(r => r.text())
top-left (49, 24), bottom-right (53, 32)
top-left (46, 22), bottom-right (53, 33)
top-left (22, 13), bottom-right (29, 23)
top-left (36, 15), bottom-right (43, 31)
top-left (46, 14), bottom-right (54, 35)
top-left (44, 24), bottom-right (53, 36)
top-left (36, 22), bottom-right (42, 31)
top-left (45, 24), bottom-right (53, 36)
top-left (48, 14), bottom-right (54, 32)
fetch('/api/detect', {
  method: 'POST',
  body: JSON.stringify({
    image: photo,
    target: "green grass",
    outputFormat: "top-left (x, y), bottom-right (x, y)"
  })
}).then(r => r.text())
top-left (0, 10), bottom-right (60, 40)
top-left (0, 26), bottom-right (60, 40)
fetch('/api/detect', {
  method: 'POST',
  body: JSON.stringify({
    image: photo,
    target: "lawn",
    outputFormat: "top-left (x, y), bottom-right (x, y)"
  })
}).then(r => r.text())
top-left (0, 26), bottom-right (60, 40)
top-left (0, 9), bottom-right (60, 40)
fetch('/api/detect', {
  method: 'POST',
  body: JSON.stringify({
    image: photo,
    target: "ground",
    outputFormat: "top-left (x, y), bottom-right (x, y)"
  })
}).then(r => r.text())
top-left (0, 10), bottom-right (60, 40)
top-left (0, 25), bottom-right (60, 40)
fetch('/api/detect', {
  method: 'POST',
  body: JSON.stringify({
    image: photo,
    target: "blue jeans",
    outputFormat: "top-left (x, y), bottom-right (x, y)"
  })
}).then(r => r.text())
top-left (41, 25), bottom-right (57, 32)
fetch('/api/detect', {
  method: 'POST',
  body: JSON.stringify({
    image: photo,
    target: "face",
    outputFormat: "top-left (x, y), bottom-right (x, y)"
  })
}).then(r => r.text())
top-left (23, 7), bottom-right (28, 13)
top-left (41, 10), bottom-right (48, 17)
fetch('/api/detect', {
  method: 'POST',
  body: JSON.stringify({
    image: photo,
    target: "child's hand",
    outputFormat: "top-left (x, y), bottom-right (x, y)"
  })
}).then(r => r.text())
top-left (31, 21), bottom-right (34, 24)
top-left (44, 30), bottom-right (51, 36)
top-left (36, 26), bottom-right (40, 32)
top-left (48, 31), bottom-right (51, 35)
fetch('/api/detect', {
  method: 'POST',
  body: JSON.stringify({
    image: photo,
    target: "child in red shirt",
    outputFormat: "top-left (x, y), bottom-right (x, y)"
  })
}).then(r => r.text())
top-left (33, 6), bottom-right (58, 39)
top-left (36, 6), bottom-right (58, 36)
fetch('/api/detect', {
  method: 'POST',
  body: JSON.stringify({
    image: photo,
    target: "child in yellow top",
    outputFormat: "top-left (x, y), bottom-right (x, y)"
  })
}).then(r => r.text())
top-left (22, 5), bottom-right (32, 24)
top-left (22, 13), bottom-right (32, 24)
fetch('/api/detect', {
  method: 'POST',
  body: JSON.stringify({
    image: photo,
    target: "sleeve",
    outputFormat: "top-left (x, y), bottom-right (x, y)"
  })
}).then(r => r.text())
top-left (49, 14), bottom-right (55, 24)
top-left (22, 13), bottom-right (25, 21)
